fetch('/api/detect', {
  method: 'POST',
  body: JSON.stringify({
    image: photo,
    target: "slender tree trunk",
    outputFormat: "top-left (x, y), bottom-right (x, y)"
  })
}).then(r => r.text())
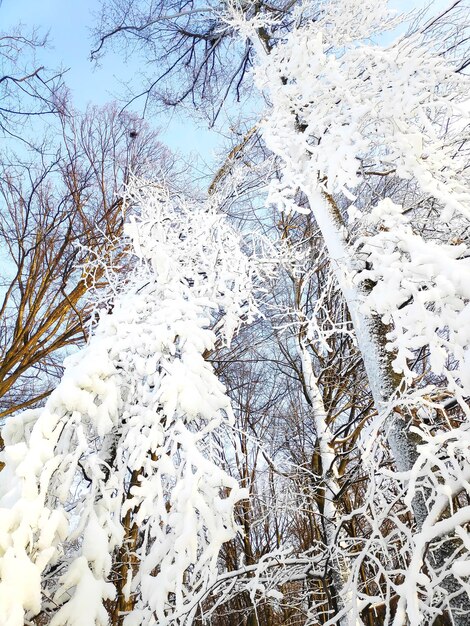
top-left (110, 467), bottom-right (142, 625)
top-left (298, 341), bottom-right (360, 626)
top-left (307, 189), bottom-right (422, 473)
top-left (306, 187), bottom-right (469, 626)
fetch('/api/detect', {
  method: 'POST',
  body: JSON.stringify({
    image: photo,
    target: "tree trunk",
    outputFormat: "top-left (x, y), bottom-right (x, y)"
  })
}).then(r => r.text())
top-left (298, 340), bottom-right (360, 626)
top-left (307, 187), bottom-right (469, 626)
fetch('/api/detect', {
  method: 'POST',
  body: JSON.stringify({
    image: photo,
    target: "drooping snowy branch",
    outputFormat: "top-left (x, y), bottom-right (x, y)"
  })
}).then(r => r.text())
top-left (0, 180), bottom-right (264, 626)
top-left (355, 198), bottom-right (470, 412)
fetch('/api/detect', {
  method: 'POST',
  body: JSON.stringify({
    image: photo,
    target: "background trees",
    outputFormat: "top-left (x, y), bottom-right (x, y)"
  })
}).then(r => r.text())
top-left (0, 17), bottom-right (65, 146)
top-left (0, 103), bottom-right (173, 419)
top-left (90, 0), bottom-right (280, 125)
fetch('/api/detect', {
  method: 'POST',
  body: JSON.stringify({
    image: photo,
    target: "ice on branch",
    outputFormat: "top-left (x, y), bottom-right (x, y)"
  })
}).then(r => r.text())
top-left (0, 180), bottom-right (262, 626)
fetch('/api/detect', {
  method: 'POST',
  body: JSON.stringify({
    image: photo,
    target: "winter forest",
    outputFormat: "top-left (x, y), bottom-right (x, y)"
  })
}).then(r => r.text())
top-left (1, 0), bottom-right (470, 624)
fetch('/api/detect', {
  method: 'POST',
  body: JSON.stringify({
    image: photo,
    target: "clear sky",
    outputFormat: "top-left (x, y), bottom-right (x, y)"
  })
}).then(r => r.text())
top-left (1, 0), bottom-right (140, 111)
top-left (1, 0), bottom-right (224, 176)
top-left (1, 0), bottom-right (449, 172)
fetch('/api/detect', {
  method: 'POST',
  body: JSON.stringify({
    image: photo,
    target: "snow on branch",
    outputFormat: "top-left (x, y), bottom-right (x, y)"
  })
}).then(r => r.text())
top-left (0, 179), bottom-right (265, 626)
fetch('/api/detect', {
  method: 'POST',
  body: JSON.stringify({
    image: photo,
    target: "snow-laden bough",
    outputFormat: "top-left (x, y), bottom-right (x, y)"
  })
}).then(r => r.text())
top-left (0, 180), bottom-right (263, 626)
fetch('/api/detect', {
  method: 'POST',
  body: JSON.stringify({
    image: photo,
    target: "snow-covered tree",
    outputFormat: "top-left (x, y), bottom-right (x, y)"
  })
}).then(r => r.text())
top-left (231, 0), bottom-right (470, 623)
top-left (0, 180), bottom-right (262, 626)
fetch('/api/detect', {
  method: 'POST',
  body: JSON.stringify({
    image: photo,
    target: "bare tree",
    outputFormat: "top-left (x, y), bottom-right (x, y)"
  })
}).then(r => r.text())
top-left (90, 0), bottom-right (307, 125)
top-left (0, 16), bottom-right (65, 146)
top-left (0, 102), bottom-right (173, 419)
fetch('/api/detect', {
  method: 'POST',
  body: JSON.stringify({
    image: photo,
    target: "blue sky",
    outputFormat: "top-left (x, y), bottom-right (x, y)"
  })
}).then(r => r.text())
top-left (1, 0), bottom-right (448, 170)
top-left (1, 0), bottom-right (223, 173)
